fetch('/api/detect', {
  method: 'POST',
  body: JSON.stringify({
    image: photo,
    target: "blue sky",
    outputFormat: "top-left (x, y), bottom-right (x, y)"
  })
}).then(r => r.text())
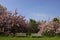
top-left (0, 0), bottom-right (60, 21)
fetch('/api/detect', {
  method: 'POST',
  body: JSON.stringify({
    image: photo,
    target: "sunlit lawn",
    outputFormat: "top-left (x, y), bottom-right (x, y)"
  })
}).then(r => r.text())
top-left (0, 36), bottom-right (60, 40)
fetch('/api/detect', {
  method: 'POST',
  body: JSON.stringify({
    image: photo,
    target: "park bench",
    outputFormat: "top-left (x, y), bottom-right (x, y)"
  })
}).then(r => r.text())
top-left (16, 33), bottom-right (26, 37)
top-left (31, 33), bottom-right (42, 38)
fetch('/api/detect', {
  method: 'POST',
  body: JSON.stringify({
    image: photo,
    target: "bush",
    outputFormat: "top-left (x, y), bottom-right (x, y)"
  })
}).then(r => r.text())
top-left (0, 32), bottom-right (4, 36)
top-left (56, 33), bottom-right (60, 37)
top-left (43, 30), bottom-right (55, 37)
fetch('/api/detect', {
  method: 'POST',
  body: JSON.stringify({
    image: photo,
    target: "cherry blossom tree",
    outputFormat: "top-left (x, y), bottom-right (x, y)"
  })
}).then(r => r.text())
top-left (0, 9), bottom-right (28, 35)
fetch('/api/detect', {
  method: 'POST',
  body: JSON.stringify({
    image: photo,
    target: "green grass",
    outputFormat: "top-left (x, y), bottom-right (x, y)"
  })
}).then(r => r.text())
top-left (0, 36), bottom-right (60, 40)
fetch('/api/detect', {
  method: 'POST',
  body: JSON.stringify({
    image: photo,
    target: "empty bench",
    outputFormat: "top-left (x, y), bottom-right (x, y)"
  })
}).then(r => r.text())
top-left (31, 33), bottom-right (42, 38)
top-left (16, 33), bottom-right (26, 37)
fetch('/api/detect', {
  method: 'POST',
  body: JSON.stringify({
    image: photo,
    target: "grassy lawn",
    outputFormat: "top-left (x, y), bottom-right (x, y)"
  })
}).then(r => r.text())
top-left (0, 36), bottom-right (60, 40)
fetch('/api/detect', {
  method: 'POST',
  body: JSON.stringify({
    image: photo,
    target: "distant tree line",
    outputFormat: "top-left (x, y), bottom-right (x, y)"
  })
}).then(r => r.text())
top-left (0, 9), bottom-right (60, 37)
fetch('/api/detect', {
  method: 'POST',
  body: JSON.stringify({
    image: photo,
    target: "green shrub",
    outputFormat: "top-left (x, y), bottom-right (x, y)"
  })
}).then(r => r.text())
top-left (43, 30), bottom-right (55, 37)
